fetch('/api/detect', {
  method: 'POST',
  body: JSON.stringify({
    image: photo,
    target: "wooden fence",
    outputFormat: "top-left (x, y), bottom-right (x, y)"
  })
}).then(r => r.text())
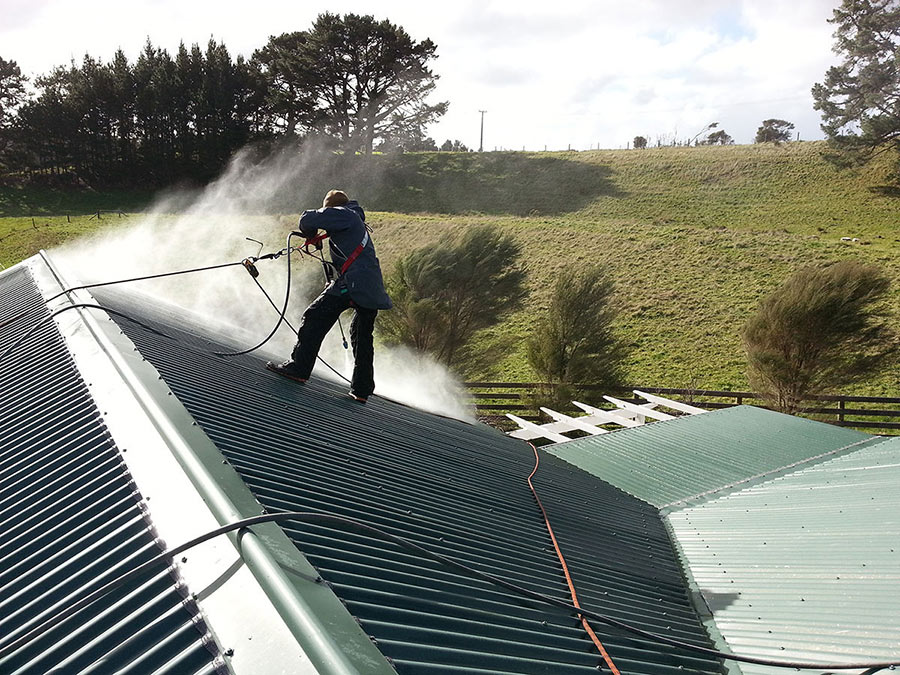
top-left (464, 382), bottom-right (900, 434)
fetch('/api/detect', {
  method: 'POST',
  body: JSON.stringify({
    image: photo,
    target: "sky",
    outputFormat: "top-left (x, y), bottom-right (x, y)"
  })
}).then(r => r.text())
top-left (1, 0), bottom-right (843, 150)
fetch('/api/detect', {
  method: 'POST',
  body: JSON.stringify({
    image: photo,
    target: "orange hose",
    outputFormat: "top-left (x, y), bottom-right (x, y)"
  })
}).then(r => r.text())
top-left (527, 443), bottom-right (622, 675)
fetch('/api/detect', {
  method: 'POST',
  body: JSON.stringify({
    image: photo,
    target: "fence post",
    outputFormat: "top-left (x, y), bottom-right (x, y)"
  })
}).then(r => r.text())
top-left (839, 399), bottom-right (845, 423)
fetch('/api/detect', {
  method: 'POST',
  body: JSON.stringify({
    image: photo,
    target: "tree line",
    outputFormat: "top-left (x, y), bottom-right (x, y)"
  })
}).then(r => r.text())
top-left (0, 12), bottom-right (455, 186)
top-left (1, 0), bottom-right (896, 185)
top-left (631, 119), bottom-right (800, 150)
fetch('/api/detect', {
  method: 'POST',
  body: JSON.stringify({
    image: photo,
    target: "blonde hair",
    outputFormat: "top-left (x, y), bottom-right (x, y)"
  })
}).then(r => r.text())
top-left (323, 189), bottom-right (349, 207)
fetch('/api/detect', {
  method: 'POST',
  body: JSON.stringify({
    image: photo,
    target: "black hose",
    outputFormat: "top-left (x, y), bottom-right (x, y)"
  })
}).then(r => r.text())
top-left (1, 510), bottom-right (897, 672)
top-left (212, 232), bottom-right (298, 357)
top-left (46, 261), bottom-right (246, 302)
top-left (2, 249), bottom-right (353, 383)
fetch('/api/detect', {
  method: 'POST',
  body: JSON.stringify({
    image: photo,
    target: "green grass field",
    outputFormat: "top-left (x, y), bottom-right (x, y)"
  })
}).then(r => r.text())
top-left (3, 142), bottom-right (898, 395)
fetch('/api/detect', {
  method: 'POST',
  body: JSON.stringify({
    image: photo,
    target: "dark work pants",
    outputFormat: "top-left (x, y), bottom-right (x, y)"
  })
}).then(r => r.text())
top-left (290, 291), bottom-right (378, 398)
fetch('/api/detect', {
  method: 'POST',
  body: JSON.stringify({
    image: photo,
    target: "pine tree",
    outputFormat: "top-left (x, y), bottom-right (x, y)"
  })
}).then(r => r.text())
top-left (812, 0), bottom-right (900, 172)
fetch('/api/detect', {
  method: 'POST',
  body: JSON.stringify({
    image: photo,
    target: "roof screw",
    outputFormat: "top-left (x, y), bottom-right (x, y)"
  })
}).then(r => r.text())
top-left (314, 576), bottom-right (323, 584)
top-left (182, 556), bottom-right (188, 563)
top-left (224, 648), bottom-right (234, 657)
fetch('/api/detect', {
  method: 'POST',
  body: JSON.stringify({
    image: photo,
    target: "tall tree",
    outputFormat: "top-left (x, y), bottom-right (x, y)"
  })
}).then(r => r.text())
top-left (133, 40), bottom-right (179, 181)
top-left (742, 260), bottom-right (895, 414)
top-left (172, 42), bottom-right (201, 175)
top-left (108, 49), bottom-right (137, 174)
top-left (0, 57), bottom-right (27, 167)
top-left (69, 55), bottom-right (121, 181)
top-left (812, 0), bottom-right (900, 170)
top-left (252, 32), bottom-right (318, 137)
top-left (17, 65), bottom-right (80, 175)
top-left (305, 12), bottom-right (447, 153)
top-left (755, 119), bottom-right (795, 143)
top-left (0, 57), bottom-right (27, 128)
top-left (197, 39), bottom-right (237, 174)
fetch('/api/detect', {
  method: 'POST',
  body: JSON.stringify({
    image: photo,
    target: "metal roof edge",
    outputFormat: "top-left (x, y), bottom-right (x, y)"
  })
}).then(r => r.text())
top-left (33, 251), bottom-right (396, 675)
top-left (658, 434), bottom-right (884, 515)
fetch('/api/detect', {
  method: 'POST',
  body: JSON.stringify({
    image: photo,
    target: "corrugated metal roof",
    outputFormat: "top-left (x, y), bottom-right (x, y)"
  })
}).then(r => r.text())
top-left (94, 286), bottom-right (728, 675)
top-left (545, 406), bottom-right (870, 508)
top-left (0, 265), bottom-right (221, 675)
top-left (668, 435), bottom-right (900, 674)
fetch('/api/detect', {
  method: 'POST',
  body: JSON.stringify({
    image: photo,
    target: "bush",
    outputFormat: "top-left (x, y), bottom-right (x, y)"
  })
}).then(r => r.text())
top-left (379, 225), bottom-right (525, 370)
top-left (742, 260), bottom-right (895, 413)
top-left (526, 265), bottom-right (627, 406)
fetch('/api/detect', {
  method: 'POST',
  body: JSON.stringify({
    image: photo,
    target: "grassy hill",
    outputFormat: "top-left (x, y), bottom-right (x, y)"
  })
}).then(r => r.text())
top-left (2, 141), bottom-right (898, 394)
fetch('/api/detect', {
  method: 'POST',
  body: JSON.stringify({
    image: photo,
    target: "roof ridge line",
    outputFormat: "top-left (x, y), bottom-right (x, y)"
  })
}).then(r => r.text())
top-left (659, 434), bottom-right (883, 514)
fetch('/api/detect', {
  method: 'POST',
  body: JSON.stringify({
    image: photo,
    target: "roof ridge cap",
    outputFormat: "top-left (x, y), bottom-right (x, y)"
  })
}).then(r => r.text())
top-left (659, 435), bottom-right (882, 514)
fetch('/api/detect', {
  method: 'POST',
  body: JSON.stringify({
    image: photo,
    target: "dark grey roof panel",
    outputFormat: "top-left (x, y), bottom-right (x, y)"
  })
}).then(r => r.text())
top-left (97, 287), bottom-right (726, 675)
top-left (0, 267), bottom-right (220, 675)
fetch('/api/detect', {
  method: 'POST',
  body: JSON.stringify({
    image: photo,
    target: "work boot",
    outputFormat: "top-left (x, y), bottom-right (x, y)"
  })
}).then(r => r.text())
top-left (266, 361), bottom-right (307, 384)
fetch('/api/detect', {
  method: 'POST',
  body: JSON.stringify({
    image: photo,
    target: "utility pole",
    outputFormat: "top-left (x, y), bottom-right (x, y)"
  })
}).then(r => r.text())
top-left (478, 110), bottom-right (486, 152)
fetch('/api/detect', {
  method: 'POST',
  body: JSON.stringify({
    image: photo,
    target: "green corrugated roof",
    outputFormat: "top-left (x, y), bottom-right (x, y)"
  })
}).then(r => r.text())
top-left (668, 435), bottom-right (900, 674)
top-left (546, 406), bottom-right (870, 508)
top-left (94, 284), bottom-right (729, 675)
top-left (0, 265), bottom-right (221, 675)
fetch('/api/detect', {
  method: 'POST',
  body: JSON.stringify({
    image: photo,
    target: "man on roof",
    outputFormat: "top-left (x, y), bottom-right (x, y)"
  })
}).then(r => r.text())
top-left (267, 189), bottom-right (392, 403)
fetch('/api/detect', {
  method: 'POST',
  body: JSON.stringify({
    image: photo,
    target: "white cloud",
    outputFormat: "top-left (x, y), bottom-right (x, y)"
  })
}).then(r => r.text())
top-left (0, 0), bottom-right (841, 149)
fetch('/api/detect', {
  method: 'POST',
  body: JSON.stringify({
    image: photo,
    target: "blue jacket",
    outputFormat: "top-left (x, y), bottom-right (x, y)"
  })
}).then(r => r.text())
top-left (298, 201), bottom-right (392, 310)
